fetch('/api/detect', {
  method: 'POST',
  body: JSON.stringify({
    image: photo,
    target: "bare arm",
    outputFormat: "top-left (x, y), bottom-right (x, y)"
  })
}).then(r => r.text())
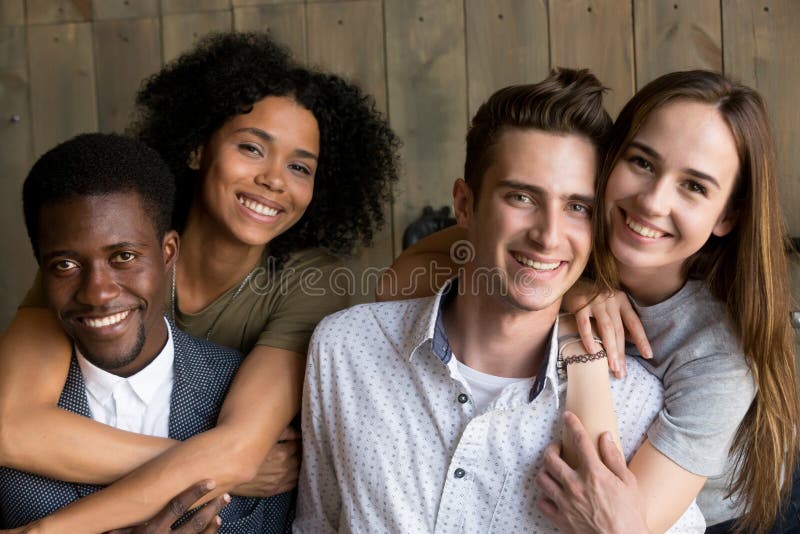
top-left (34, 345), bottom-right (303, 532)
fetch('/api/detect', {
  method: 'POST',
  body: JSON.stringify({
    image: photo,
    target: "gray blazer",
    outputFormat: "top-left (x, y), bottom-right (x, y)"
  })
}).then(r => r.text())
top-left (0, 321), bottom-right (292, 533)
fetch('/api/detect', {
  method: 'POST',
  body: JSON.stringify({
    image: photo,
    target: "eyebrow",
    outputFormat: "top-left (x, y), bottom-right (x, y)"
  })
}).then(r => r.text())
top-left (234, 127), bottom-right (319, 161)
top-left (497, 179), bottom-right (595, 204)
top-left (40, 242), bottom-right (148, 262)
top-left (628, 140), bottom-right (721, 189)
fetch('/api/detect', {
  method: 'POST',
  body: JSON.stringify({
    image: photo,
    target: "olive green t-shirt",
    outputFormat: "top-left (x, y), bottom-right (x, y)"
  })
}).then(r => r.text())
top-left (22, 248), bottom-right (348, 355)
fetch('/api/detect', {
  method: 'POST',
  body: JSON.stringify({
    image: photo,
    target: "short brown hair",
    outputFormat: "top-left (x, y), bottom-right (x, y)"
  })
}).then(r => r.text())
top-left (463, 67), bottom-right (612, 202)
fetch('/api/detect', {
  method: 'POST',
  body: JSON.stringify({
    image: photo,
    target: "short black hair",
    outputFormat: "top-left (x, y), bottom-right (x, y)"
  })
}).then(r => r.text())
top-left (22, 132), bottom-right (175, 259)
top-left (131, 32), bottom-right (400, 263)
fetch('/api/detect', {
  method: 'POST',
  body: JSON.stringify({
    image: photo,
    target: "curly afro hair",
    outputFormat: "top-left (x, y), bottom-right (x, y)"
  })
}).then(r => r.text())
top-left (130, 32), bottom-right (400, 264)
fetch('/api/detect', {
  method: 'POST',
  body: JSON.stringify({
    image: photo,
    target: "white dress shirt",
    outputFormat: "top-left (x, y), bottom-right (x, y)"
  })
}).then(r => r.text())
top-left (296, 281), bottom-right (706, 533)
top-left (76, 317), bottom-right (174, 437)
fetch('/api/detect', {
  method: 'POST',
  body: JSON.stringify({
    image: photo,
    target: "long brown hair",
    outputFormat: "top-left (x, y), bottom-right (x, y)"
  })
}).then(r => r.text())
top-left (592, 70), bottom-right (798, 533)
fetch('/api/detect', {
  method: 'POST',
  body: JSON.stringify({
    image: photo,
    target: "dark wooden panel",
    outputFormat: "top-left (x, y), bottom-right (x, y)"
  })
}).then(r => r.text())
top-left (549, 0), bottom-right (635, 117)
top-left (94, 17), bottom-right (162, 133)
top-left (723, 0), bottom-right (800, 236)
top-left (0, 1), bottom-right (25, 25)
top-left (634, 0), bottom-right (721, 87)
top-left (308, 0), bottom-right (392, 302)
top-left (0, 26), bottom-right (36, 329)
top-left (26, 0), bottom-right (93, 24)
top-left (232, 3), bottom-right (307, 61)
top-left (465, 0), bottom-right (548, 117)
top-left (93, 0), bottom-right (159, 19)
top-left (385, 0), bottom-right (468, 253)
top-left (27, 22), bottom-right (97, 155)
top-left (162, 11), bottom-right (233, 62)
top-left (161, 0), bottom-right (231, 15)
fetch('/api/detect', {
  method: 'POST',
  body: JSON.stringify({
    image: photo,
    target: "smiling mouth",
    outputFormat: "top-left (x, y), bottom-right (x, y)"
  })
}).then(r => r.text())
top-left (78, 310), bottom-right (131, 328)
top-left (237, 195), bottom-right (280, 217)
top-left (512, 253), bottom-right (561, 271)
top-left (624, 215), bottom-right (666, 239)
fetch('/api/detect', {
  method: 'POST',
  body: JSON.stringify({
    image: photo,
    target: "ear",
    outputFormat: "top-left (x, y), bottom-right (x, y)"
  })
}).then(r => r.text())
top-left (712, 209), bottom-right (737, 238)
top-left (453, 179), bottom-right (475, 228)
top-left (187, 146), bottom-right (203, 170)
top-left (161, 230), bottom-right (180, 272)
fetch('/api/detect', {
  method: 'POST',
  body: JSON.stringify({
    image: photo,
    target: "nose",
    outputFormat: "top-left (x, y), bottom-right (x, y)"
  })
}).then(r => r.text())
top-left (254, 159), bottom-right (286, 193)
top-left (529, 205), bottom-right (561, 251)
top-left (637, 177), bottom-right (672, 217)
top-left (75, 264), bottom-right (120, 307)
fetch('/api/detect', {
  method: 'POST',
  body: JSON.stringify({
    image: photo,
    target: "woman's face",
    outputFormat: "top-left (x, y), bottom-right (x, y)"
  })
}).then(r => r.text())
top-left (604, 99), bottom-right (739, 277)
top-left (194, 95), bottom-right (319, 247)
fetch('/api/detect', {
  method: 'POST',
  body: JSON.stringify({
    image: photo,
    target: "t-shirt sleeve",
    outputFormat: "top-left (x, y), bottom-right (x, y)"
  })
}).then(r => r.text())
top-left (647, 351), bottom-right (755, 477)
top-left (254, 254), bottom-right (349, 355)
top-left (19, 269), bottom-right (46, 308)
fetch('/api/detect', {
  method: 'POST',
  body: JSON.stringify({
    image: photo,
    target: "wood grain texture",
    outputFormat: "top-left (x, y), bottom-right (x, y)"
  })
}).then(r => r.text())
top-left (0, 25), bottom-right (36, 331)
top-left (232, 0), bottom-right (303, 6)
top-left (161, 0), bottom-right (231, 15)
top-left (27, 22), bottom-right (97, 155)
top-left (26, 0), bottom-right (92, 24)
top-left (93, 0), bottom-right (160, 19)
top-left (385, 0), bottom-right (467, 253)
top-left (465, 0), bottom-right (548, 117)
top-left (94, 17), bottom-right (162, 132)
top-left (549, 0), bottom-right (635, 117)
top-left (308, 0), bottom-right (392, 302)
top-left (233, 3), bottom-right (307, 61)
top-left (723, 0), bottom-right (800, 235)
top-left (0, 1), bottom-right (25, 25)
top-left (162, 10), bottom-right (232, 62)
top-left (634, 0), bottom-right (721, 87)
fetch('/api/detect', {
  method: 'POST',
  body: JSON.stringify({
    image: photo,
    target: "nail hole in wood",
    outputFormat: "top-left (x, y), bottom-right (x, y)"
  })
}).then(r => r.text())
top-left (498, 13), bottom-right (503, 19)
top-left (418, 16), bottom-right (424, 22)
top-left (674, 4), bottom-right (678, 9)
top-left (338, 19), bottom-right (343, 25)
top-left (587, 6), bottom-right (592, 13)
top-left (764, 5), bottom-right (770, 11)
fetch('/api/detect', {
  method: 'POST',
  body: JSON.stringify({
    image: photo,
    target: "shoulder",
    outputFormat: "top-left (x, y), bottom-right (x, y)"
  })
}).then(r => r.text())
top-left (280, 248), bottom-right (342, 271)
top-left (171, 322), bottom-right (244, 369)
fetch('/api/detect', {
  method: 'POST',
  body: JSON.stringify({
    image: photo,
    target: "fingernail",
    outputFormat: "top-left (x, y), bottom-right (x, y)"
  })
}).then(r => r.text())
top-left (645, 348), bottom-right (653, 359)
top-left (203, 480), bottom-right (216, 490)
top-left (603, 432), bottom-right (613, 443)
top-left (215, 516), bottom-right (222, 526)
top-left (223, 493), bottom-right (231, 503)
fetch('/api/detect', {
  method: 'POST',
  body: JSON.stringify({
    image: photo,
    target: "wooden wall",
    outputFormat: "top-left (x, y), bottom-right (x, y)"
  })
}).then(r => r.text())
top-left (1, 0), bottom-right (799, 328)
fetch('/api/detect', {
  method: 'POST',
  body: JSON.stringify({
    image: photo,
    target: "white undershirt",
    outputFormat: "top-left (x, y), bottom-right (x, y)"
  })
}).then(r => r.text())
top-left (76, 317), bottom-right (174, 437)
top-left (455, 357), bottom-right (531, 413)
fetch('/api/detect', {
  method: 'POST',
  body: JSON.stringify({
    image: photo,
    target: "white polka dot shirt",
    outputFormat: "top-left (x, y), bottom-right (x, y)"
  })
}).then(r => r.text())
top-left (295, 282), bottom-right (706, 533)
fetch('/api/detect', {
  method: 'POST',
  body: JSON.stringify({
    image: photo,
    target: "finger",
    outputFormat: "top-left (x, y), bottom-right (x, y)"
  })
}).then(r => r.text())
top-left (598, 432), bottom-right (633, 483)
top-left (536, 498), bottom-right (567, 531)
top-left (277, 426), bottom-right (301, 442)
top-left (592, 309), bottom-right (619, 373)
top-left (535, 468), bottom-right (564, 503)
top-left (575, 309), bottom-right (601, 355)
top-left (619, 301), bottom-right (652, 360)
top-left (610, 304), bottom-right (626, 378)
top-left (175, 494), bottom-right (230, 534)
top-left (199, 516), bottom-right (222, 534)
top-left (563, 411), bottom-right (603, 472)
top-left (151, 480), bottom-right (217, 530)
top-left (540, 442), bottom-right (578, 490)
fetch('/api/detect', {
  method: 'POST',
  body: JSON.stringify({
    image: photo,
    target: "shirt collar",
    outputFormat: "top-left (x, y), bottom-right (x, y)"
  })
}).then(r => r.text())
top-left (77, 316), bottom-right (175, 406)
top-left (409, 277), bottom-right (560, 402)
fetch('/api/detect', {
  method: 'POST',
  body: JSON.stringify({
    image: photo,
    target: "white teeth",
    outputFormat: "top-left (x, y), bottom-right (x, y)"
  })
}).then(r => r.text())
top-left (238, 195), bottom-right (279, 217)
top-left (82, 310), bottom-right (130, 328)
top-left (625, 216), bottom-right (664, 239)
top-left (513, 254), bottom-right (560, 270)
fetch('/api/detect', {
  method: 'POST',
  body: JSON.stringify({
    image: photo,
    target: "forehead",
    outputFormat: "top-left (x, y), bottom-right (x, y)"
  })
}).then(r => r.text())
top-left (37, 192), bottom-right (158, 254)
top-left (482, 128), bottom-right (597, 197)
top-left (217, 95), bottom-right (320, 151)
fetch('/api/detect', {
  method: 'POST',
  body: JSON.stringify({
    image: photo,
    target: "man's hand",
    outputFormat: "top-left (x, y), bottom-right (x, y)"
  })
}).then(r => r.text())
top-left (106, 480), bottom-right (230, 534)
top-left (536, 412), bottom-right (650, 534)
top-left (233, 426), bottom-right (300, 497)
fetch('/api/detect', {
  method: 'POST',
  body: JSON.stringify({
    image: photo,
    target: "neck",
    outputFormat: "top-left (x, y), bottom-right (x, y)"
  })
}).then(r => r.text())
top-left (617, 261), bottom-right (687, 306)
top-left (443, 278), bottom-right (558, 378)
top-left (178, 206), bottom-right (264, 313)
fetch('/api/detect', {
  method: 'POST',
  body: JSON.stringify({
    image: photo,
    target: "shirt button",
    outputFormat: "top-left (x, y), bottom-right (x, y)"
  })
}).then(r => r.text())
top-left (454, 468), bottom-right (466, 479)
top-left (457, 393), bottom-right (469, 404)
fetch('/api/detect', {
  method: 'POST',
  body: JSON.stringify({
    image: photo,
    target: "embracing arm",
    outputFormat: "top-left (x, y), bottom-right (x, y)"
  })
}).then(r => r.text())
top-left (35, 344), bottom-right (303, 532)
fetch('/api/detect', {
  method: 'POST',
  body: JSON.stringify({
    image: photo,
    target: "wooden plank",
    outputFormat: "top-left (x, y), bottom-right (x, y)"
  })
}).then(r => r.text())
top-left (0, 26), bottom-right (37, 330)
top-left (27, 22), bottom-right (97, 156)
top-left (0, 1), bottom-right (25, 25)
top-left (161, 0), bottom-right (231, 15)
top-left (94, 17), bottom-right (162, 133)
top-left (307, 0), bottom-right (391, 302)
top-left (465, 0), bottom-right (548, 117)
top-left (385, 0), bottom-right (468, 253)
top-left (233, 0), bottom-right (303, 6)
top-left (634, 0), bottom-right (721, 87)
top-left (26, 0), bottom-right (92, 24)
top-left (232, 3), bottom-right (306, 61)
top-left (93, 0), bottom-right (159, 20)
top-left (162, 11), bottom-right (233, 63)
top-left (723, 0), bottom-right (800, 236)
top-left (549, 0), bottom-right (634, 117)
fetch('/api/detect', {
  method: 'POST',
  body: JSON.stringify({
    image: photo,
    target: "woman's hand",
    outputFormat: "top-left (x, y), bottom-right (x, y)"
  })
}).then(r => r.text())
top-left (232, 426), bottom-right (300, 497)
top-left (562, 280), bottom-right (652, 378)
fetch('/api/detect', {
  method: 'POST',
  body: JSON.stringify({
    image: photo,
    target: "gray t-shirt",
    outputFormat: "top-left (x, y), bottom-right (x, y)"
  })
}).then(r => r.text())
top-left (628, 279), bottom-right (755, 526)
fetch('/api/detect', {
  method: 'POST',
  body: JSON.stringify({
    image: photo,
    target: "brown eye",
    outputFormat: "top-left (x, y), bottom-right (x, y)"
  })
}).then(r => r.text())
top-left (112, 251), bottom-right (136, 264)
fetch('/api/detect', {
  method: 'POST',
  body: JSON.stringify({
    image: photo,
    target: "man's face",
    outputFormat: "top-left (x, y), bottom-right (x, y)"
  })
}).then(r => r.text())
top-left (37, 192), bottom-right (177, 377)
top-left (454, 128), bottom-right (597, 313)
